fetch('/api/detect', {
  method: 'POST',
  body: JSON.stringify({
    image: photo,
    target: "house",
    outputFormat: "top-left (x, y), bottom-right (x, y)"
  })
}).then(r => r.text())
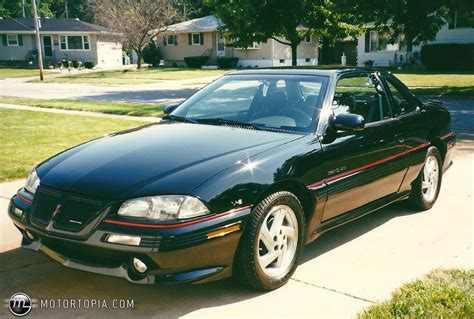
top-left (157, 15), bottom-right (318, 67)
top-left (356, 12), bottom-right (474, 67)
top-left (0, 18), bottom-right (122, 68)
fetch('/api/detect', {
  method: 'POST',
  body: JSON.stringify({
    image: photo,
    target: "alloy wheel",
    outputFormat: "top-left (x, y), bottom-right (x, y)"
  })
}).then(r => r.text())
top-left (421, 155), bottom-right (439, 202)
top-left (257, 205), bottom-right (298, 279)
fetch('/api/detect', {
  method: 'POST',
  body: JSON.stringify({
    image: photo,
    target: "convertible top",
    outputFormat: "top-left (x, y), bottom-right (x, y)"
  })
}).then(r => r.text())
top-left (227, 68), bottom-right (379, 77)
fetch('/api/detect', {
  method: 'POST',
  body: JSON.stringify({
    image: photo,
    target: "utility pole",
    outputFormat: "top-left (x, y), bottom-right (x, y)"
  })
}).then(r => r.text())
top-left (31, 0), bottom-right (44, 81)
top-left (22, 0), bottom-right (26, 18)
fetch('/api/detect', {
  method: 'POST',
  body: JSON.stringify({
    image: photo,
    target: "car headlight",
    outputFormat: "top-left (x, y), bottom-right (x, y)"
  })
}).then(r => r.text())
top-left (25, 169), bottom-right (40, 194)
top-left (118, 195), bottom-right (210, 221)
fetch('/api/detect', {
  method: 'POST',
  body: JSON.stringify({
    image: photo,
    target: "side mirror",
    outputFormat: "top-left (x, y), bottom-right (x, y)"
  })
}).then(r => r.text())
top-left (334, 113), bottom-right (365, 132)
top-left (163, 103), bottom-right (180, 115)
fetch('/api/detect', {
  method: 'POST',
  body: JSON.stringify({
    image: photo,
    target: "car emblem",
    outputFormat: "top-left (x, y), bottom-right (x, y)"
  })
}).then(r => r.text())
top-left (52, 204), bottom-right (62, 218)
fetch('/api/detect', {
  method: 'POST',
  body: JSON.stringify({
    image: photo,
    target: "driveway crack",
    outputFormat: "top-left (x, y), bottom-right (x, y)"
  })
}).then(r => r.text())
top-left (290, 278), bottom-right (375, 303)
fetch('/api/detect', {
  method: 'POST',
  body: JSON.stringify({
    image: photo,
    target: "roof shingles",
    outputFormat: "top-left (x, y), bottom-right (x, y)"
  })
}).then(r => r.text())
top-left (0, 18), bottom-right (111, 33)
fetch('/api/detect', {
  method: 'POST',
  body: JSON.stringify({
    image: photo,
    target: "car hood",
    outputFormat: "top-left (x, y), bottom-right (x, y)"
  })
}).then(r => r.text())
top-left (37, 122), bottom-right (302, 199)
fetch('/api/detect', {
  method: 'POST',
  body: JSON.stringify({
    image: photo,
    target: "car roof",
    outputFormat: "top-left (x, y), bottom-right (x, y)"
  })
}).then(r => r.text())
top-left (227, 68), bottom-right (377, 77)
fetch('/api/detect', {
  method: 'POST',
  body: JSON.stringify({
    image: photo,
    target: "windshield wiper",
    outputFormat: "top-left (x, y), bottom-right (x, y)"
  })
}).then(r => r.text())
top-left (162, 115), bottom-right (197, 123)
top-left (196, 118), bottom-right (264, 130)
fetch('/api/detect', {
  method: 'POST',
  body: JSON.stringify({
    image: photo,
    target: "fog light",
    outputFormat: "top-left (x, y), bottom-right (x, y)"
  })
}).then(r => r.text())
top-left (107, 234), bottom-right (141, 246)
top-left (25, 231), bottom-right (34, 240)
top-left (132, 258), bottom-right (147, 273)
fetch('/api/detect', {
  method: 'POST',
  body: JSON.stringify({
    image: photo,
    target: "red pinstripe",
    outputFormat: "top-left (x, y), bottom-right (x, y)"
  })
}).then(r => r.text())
top-left (103, 205), bottom-right (252, 229)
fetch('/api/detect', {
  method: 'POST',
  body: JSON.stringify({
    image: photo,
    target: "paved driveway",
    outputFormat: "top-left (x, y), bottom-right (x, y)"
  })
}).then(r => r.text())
top-left (0, 147), bottom-right (471, 318)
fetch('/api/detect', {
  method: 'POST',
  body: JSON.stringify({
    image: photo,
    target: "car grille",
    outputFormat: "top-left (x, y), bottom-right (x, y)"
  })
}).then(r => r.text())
top-left (31, 187), bottom-right (105, 233)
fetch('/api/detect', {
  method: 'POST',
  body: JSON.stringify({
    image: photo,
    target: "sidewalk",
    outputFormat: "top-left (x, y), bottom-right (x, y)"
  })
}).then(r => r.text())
top-left (0, 180), bottom-right (24, 252)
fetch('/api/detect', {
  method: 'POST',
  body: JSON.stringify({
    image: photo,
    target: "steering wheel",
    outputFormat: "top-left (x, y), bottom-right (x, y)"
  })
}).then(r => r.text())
top-left (278, 107), bottom-right (312, 127)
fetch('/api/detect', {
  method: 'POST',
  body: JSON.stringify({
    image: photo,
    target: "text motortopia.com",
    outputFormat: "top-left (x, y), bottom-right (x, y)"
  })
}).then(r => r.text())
top-left (6, 292), bottom-right (134, 317)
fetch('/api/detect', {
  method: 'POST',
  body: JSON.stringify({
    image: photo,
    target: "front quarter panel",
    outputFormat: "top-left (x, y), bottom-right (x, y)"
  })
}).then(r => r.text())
top-left (191, 134), bottom-right (327, 241)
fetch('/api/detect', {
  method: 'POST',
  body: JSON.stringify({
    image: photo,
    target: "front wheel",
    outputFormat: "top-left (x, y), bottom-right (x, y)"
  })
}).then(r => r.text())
top-left (409, 146), bottom-right (442, 210)
top-left (234, 191), bottom-right (305, 291)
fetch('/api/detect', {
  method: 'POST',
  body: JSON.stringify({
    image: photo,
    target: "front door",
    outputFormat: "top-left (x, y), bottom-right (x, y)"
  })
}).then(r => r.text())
top-left (320, 72), bottom-right (407, 221)
top-left (42, 35), bottom-right (53, 58)
top-left (217, 34), bottom-right (225, 57)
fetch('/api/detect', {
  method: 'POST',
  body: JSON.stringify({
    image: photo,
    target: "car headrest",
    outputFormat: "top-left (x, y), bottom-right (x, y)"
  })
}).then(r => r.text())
top-left (266, 91), bottom-right (288, 112)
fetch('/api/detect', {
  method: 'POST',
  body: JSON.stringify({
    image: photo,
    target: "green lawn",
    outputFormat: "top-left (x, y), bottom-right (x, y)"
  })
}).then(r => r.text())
top-left (358, 269), bottom-right (474, 318)
top-left (0, 68), bottom-right (53, 79)
top-left (38, 67), bottom-right (230, 85)
top-left (394, 72), bottom-right (474, 97)
top-left (0, 109), bottom-right (146, 181)
top-left (0, 96), bottom-right (164, 117)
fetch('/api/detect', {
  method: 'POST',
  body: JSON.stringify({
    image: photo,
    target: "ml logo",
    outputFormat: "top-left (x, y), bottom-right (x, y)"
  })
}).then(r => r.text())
top-left (8, 292), bottom-right (32, 317)
top-left (52, 204), bottom-right (62, 218)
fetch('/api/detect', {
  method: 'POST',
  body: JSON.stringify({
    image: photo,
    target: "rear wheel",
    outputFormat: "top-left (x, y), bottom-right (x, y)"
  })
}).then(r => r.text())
top-left (409, 146), bottom-right (442, 210)
top-left (234, 191), bottom-right (305, 291)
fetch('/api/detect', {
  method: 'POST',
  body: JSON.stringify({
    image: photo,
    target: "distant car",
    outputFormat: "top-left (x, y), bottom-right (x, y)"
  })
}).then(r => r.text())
top-left (9, 69), bottom-right (455, 291)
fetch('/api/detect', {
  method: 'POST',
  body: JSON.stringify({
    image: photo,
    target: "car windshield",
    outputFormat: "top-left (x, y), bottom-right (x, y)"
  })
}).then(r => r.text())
top-left (171, 74), bottom-right (329, 133)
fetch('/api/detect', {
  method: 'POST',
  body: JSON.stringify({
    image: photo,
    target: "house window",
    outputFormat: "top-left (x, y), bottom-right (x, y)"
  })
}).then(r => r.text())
top-left (305, 58), bottom-right (310, 62)
top-left (83, 36), bottom-right (90, 49)
top-left (59, 35), bottom-right (90, 50)
top-left (305, 35), bottom-right (312, 43)
top-left (167, 35), bottom-right (177, 46)
top-left (370, 31), bottom-right (400, 52)
top-left (7, 34), bottom-right (18, 46)
top-left (370, 31), bottom-right (378, 52)
top-left (192, 33), bottom-right (201, 45)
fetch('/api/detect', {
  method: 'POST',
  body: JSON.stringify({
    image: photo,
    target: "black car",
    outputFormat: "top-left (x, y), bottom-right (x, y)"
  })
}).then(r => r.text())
top-left (9, 69), bottom-right (455, 291)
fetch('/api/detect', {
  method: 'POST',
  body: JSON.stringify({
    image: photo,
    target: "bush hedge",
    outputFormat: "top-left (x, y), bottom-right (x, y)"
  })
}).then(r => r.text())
top-left (420, 44), bottom-right (474, 70)
top-left (143, 41), bottom-right (161, 66)
top-left (184, 56), bottom-right (209, 68)
top-left (83, 61), bottom-right (96, 69)
top-left (217, 57), bottom-right (239, 68)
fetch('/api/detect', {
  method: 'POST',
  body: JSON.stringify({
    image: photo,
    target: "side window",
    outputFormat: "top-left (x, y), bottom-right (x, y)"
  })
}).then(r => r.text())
top-left (333, 73), bottom-right (391, 123)
top-left (385, 76), bottom-right (417, 115)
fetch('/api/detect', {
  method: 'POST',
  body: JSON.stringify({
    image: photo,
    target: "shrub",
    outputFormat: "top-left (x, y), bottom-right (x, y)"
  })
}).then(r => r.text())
top-left (142, 41), bottom-right (161, 66)
top-left (72, 60), bottom-right (80, 68)
top-left (217, 57), bottom-right (239, 68)
top-left (421, 44), bottom-right (474, 70)
top-left (364, 60), bottom-right (374, 68)
top-left (83, 61), bottom-right (96, 69)
top-left (184, 56), bottom-right (209, 68)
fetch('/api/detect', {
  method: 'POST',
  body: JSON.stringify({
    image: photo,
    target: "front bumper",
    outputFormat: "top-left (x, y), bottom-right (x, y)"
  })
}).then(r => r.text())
top-left (9, 190), bottom-right (251, 284)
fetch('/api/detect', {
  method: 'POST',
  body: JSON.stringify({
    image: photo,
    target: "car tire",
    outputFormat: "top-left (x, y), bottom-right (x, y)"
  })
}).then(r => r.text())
top-left (409, 146), bottom-right (443, 210)
top-left (234, 191), bottom-right (305, 291)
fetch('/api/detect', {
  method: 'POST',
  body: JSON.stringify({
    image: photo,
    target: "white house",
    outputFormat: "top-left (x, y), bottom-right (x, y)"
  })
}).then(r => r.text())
top-left (0, 18), bottom-right (122, 68)
top-left (157, 15), bottom-right (319, 68)
top-left (356, 11), bottom-right (474, 67)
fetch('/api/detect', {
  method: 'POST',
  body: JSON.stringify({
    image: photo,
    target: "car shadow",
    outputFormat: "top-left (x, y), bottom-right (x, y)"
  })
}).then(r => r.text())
top-left (300, 199), bottom-right (419, 264)
top-left (0, 199), bottom-right (419, 318)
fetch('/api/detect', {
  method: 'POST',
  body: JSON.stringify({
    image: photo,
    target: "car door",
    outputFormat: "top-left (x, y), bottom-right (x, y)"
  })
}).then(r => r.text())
top-left (320, 72), bottom-right (408, 221)
top-left (381, 73), bottom-right (430, 193)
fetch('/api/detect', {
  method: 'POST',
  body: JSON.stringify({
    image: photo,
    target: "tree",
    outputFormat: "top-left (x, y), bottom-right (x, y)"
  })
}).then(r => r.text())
top-left (91, 0), bottom-right (179, 69)
top-left (344, 0), bottom-right (474, 49)
top-left (0, 0), bottom-right (54, 18)
top-left (207, 0), bottom-right (358, 66)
